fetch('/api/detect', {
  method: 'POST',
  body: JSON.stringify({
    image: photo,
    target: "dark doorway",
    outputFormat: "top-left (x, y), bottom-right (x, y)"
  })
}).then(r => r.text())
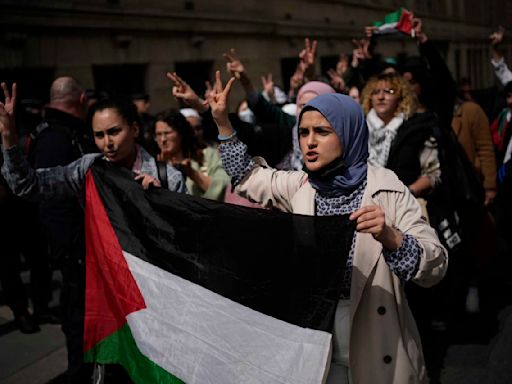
top-left (174, 60), bottom-right (213, 102)
top-left (280, 57), bottom-right (299, 94)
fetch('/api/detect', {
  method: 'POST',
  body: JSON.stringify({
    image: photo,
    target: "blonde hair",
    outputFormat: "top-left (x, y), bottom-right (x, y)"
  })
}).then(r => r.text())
top-left (361, 73), bottom-right (415, 118)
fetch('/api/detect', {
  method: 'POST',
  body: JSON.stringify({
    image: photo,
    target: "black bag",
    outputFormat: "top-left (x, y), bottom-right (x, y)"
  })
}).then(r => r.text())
top-left (426, 187), bottom-right (463, 251)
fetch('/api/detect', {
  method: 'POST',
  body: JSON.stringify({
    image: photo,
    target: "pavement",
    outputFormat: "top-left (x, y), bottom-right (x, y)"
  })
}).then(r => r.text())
top-left (1, 257), bottom-right (511, 383)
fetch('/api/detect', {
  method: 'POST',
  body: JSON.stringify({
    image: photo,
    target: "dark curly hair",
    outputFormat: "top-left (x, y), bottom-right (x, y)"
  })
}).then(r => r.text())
top-left (155, 108), bottom-right (204, 162)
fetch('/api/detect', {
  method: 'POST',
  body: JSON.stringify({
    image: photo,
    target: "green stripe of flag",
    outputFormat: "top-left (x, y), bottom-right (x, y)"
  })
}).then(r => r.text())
top-left (84, 323), bottom-right (185, 384)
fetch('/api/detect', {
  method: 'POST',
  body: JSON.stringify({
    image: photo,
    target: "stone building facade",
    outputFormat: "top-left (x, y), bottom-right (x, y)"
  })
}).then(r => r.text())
top-left (0, 0), bottom-right (511, 112)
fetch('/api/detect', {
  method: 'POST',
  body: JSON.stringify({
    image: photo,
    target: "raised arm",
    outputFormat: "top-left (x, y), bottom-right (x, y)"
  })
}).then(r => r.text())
top-left (223, 48), bottom-right (256, 96)
top-left (207, 71), bottom-right (306, 211)
top-left (0, 82), bottom-right (17, 149)
top-left (490, 26), bottom-right (512, 85)
top-left (1, 82), bottom-right (97, 201)
top-left (166, 72), bottom-right (209, 113)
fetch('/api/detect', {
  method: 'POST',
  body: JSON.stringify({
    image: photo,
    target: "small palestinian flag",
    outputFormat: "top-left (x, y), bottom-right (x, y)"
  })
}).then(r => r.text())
top-left (83, 161), bottom-right (355, 384)
top-left (372, 8), bottom-right (414, 36)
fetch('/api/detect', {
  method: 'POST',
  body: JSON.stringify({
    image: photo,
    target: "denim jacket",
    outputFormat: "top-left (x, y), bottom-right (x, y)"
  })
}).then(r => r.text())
top-left (1, 144), bottom-right (187, 206)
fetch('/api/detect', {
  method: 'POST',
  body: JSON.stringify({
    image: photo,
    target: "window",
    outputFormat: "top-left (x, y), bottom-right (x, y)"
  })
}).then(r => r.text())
top-left (174, 60), bottom-right (213, 101)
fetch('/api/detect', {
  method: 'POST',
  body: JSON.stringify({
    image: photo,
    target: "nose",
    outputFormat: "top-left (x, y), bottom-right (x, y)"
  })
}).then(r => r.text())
top-left (306, 132), bottom-right (316, 148)
top-left (105, 134), bottom-right (113, 147)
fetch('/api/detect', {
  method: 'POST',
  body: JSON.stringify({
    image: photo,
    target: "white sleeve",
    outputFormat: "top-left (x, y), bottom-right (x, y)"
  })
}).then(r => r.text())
top-left (491, 57), bottom-right (512, 85)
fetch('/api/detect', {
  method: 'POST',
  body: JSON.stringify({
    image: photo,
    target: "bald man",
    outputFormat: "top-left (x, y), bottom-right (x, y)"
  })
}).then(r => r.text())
top-left (29, 76), bottom-right (97, 382)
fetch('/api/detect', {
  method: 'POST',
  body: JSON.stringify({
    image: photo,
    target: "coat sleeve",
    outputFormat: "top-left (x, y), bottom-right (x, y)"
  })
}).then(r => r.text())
top-left (379, 183), bottom-right (448, 288)
top-left (234, 157), bottom-right (308, 212)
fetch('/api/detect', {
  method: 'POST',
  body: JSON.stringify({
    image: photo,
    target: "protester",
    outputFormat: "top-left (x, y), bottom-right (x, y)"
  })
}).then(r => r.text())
top-left (26, 76), bottom-right (99, 379)
top-left (224, 45), bottom-right (336, 170)
top-left (0, 86), bottom-right (186, 383)
top-left (154, 109), bottom-right (229, 201)
top-left (361, 73), bottom-right (441, 202)
top-left (207, 71), bottom-right (447, 383)
top-left (490, 26), bottom-right (512, 86)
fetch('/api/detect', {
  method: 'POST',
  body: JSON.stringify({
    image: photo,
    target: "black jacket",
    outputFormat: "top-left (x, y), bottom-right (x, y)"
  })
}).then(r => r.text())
top-left (386, 112), bottom-right (437, 186)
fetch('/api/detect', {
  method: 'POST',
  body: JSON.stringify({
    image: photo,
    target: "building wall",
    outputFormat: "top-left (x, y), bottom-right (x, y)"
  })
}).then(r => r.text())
top-left (0, 0), bottom-right (511, 112)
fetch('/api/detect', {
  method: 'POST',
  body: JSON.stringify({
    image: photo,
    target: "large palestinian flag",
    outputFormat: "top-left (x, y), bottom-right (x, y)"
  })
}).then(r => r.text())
top-left (83, 161), bottom-right (354, 384)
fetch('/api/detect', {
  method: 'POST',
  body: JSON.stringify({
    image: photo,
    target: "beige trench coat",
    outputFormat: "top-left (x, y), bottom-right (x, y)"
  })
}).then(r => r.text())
top-left (235, 160), bottom-right (448, 384)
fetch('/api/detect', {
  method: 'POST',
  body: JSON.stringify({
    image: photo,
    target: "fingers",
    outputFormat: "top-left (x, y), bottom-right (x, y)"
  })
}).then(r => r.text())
top-left (304, 37), bottom-right (310, 51)
top-left (134, 174), bottom-right (161, 189)
top-left (349, 205), bottom-right (385, 234)
top-left (223, 48), bottom-right (238, 63)
top-left (222, 77), bottom-right (236, 96)
top-left (214, 70), bottom-right (223, 93)
top-left (327, 68), bottom-right (337, 79)
top-left (1, 82), bottom-right (10, 102)
top-left (310, 39), bottom-right (318, 55)
top-left (355, 217), bottom-right (384, 233)
top-left (11, 83), bottom-right (17, 107)
top-left (349, 205), bottom-right (380, 221)
top-left (205, 80), bottom-right (213, 93)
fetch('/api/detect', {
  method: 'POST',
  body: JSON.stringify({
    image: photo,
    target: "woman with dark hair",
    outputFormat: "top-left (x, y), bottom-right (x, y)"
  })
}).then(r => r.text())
top-left (206, 71), bottom-right (447, 383)
top-left (154, 108), bottom-right (229, 201)
top-left (1, 92), bottom-right (187, 197)
top-left (0, 88), bottom-right (187, 382)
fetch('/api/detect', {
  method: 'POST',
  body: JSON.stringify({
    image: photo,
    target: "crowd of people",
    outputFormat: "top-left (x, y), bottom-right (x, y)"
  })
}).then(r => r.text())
top-left (1, 14), bottom-right (511, 384)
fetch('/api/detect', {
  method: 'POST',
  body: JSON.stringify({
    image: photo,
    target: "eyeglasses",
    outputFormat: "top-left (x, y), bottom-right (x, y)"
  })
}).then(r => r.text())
top-left (155, 130), bottom-right (174, 139)
top-left (371, 88), bottom-right (396, 96)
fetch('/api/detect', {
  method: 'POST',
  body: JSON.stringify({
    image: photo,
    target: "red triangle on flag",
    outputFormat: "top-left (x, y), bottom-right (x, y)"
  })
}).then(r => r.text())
top-left (83, 170), bottom-right (146, 353)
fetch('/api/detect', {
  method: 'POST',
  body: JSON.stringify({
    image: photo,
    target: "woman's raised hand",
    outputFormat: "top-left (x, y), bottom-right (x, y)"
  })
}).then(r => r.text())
top-left (298, 38), bottom-right (317, 80)
top-left (206, 70), bottom-right (235, 131)
top-left (166, 72), bottom-right (207, 113)
top-left (223, 48), bottom-right (245, 79)
top-left (261, 73), bottom-right (275, 99)
top-left (327, 68), bottom-right (346, 92)
top-left (490, 26), bottom-right (505, 47)
top-left (0, 82), bottom-right (17, 148)
top-left (350, 205), bottom-right (403, 250)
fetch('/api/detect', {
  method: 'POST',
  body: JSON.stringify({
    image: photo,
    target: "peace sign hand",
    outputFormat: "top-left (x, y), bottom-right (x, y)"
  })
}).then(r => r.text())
top-left (261, 73), bottom-right (274, 99)
top-left (298, 38), bottom-right (317, 79)
top-left (490, 26), bottom-right (505, 46)
top-left (206, 70), bottom-right (236, 127)
top-left (0, 82), bottom-right (17, 148)
top-left (166, 72), bottom-right (207, 113)
top-left (223, 48), bottom-right (245, 79)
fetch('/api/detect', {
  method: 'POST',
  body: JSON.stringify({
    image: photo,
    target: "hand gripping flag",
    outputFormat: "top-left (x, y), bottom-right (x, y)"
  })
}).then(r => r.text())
top-left (372, 8), bottom-right (414, 36)
top-left (83, 160), bottom-right (355, 384)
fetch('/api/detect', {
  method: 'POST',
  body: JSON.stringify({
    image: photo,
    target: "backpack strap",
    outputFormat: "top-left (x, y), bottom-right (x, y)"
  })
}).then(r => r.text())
top-left (156, 161), bottom-right (168, 190)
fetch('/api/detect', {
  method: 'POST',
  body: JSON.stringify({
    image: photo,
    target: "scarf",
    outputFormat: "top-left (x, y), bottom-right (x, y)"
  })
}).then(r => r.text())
top-left (366, 108), bottom-right (404, 167)
top-left (299, 94), bottom-right (368, 197)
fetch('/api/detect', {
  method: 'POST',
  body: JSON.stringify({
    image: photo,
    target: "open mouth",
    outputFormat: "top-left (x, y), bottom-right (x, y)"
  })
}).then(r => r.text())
top-left (305, 152), bottom-right (318, 161)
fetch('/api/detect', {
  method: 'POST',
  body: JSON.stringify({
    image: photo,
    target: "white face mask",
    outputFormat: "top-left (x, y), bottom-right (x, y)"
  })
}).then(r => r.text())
top-left (238, 109), bottom-right (255, 124)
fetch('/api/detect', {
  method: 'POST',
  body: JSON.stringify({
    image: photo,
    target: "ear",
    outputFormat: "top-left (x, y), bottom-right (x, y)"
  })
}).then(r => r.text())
top-left (131, 122), bottom-right (140, 137)
top-left (80, 92), bottom-right (86, 106)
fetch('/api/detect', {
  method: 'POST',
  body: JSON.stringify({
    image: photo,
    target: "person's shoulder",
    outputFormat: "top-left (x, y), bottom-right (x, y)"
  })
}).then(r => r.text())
top-left (366, 165), bottom-right (404, 194)
top-left (461, 101), bottom-right (484, 114)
